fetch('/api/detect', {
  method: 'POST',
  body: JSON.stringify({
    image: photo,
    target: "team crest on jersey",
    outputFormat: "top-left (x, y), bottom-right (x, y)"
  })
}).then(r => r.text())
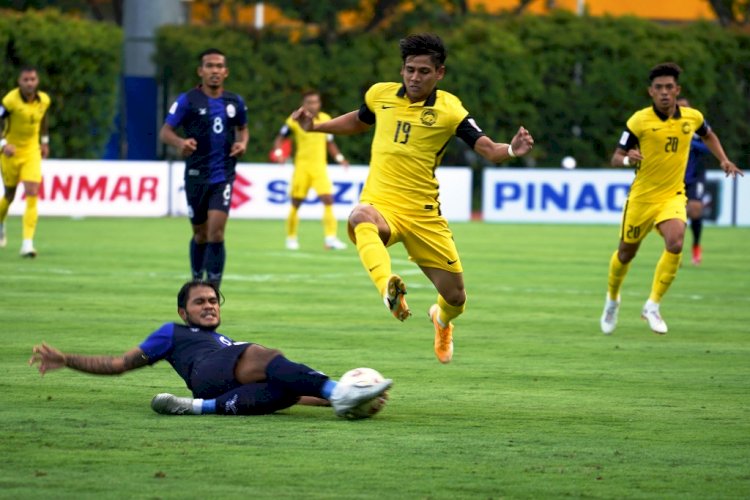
top-left (681, 122), bottom-right (691, 134)
top-left (420, 109), bottom-right (437, 126)
top-left (226, 103), bottom-right (236, 118)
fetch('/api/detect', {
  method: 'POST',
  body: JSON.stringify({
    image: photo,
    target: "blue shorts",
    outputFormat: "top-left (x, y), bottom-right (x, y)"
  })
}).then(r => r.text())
top-left (185, 180), bottom-right (233, 225)
top-left (685, 181), bottom-right (704, 202)
top-left (189, 343), bottom-right (251, 399)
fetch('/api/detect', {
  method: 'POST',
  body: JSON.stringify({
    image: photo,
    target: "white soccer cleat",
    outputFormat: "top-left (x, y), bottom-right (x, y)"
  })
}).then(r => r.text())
top-left (600, 294), bottom-right (621, 335)
top-left (324, 236), bottom-right (347, 250)
top-left (150, 393), bottom-right (197, 415)
top-left (641, 300), bottom-right (668, 334)
top-left (285, 237), bottom-right (300, 250)
top-left (0, 224), bottom-right (6, 248)
top-left (19, 240), bottom-right (37, 258)
top-left (330, 378), bottom-right (393, 418)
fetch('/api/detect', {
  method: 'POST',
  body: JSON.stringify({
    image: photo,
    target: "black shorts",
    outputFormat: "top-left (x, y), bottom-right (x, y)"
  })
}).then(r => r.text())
top-left (685, 181), bottom-right (705, 202)
top-left (190, 343), bottom-right (251, 399)
top-left (185, 181), bottom-right (233, 225)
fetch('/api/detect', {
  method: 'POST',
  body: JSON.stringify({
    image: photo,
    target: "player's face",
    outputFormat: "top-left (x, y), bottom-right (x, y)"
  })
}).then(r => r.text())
top-left (180, 285), bottom-right (221, 329)
top-left (648, 76), bottom-right (681, 114)
top-left (400, 55), bottom-right (445, 103)
top-left (18, 70), bottom-right (39, 97)
top-left (198, 54), bottom-right (229, 90)
top-left (302, 94), bottom-right (321, 115)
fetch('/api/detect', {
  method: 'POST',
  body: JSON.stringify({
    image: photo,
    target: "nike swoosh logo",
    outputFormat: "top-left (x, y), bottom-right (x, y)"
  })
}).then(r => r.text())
top-left (368, 265), bottom-right (381, 272)
top-left (652, 128), bottom-right (661, 131)
top-left (447, 259), bottom-right (458, 265)
top-left (382, 105), bottom-right (396, 109)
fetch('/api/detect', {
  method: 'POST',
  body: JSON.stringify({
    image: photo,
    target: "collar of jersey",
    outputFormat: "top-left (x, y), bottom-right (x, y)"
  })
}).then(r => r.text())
top-left (396, 84), bottom-right (437, 107)
top-left (18, 89), bottom-right (41, 103)
top-left (652, 103), bottom-right (682, 121)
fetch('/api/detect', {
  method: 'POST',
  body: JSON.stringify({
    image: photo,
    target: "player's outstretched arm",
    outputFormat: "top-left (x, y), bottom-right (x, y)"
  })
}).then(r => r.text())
top-left (292, 108), bottom-right (370, 136)
top-left (29, 343), bottom-right (150, 376)
top-left (474, 126), bottom-right (534, 163)
top-left (701, 130), bottom-right (744, 178)
top-left (611, 147), bottom-right (643, 167)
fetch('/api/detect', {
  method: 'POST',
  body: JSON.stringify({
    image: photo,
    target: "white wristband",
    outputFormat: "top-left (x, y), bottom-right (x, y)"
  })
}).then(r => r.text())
top-left (273, 148), bottom-right (283, 158)
top-left (41, 135), bottom-right (50, 145)
top-left (335, 153), bottom-right (345, 163)
top-left (623, 156), bottom-right (630, 166)
top-left (507, 144), bottom-right (516, 158)
top-left (0, 138), bottom-right (6, 149)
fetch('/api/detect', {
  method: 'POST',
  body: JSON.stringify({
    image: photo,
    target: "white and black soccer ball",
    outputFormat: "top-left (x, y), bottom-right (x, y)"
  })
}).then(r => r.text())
top-left (338, 367), bottom-right (389, 420)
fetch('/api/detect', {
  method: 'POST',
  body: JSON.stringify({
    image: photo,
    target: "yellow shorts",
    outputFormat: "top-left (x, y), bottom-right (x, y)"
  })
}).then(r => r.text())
top-left (1, 150), bottom-right (42, 186)
top-left (620, 195), bottom-right (687, 244)
top-left (349, 203), bottom-right (463, 273)
top-left (290, 167), bottom-right (333, 200)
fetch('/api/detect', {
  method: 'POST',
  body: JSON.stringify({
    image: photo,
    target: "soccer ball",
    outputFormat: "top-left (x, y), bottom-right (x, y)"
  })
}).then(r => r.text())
top-left (338, 367), bottom-right (389, 420)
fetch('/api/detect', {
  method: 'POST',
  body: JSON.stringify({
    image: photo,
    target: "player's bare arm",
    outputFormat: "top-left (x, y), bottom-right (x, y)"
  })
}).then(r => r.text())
top-left (473, 126), bottom-right (535, 163)
top-left (159, 123), bottom-right (197, 157)
top-left (327, 139), bottom-right (349, 167)
top-left (611, 147), bottom-right (643, 167)
top-left (40, 110), bottom-right (50, 159)
top-left (293, 108), bottom-right (370, 136)
top-left (0, 116), bottom-right (15, 157)
top-left (229, 124), bottom-right (248, 158)
top-left (700, 130), bottom-right (744, 178)
top-left (29, 343), bottom-right (150, 376)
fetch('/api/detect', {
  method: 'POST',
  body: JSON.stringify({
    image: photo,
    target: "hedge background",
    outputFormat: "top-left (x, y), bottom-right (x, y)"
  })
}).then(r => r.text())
top-left (1, 9), bottom-right (747, 168)
top-left (0, 9), bottom-right (121, 158)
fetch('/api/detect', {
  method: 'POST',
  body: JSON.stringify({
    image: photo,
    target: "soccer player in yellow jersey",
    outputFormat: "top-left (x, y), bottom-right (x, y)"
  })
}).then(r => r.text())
top-left (272, 90), bottom-right (349, 251)
top-left (0, 66), bottom-right (51, 257)
top-left (600, 62), bottom-right (743, 335)
top-left (293, 33), bottom-right (534, 363)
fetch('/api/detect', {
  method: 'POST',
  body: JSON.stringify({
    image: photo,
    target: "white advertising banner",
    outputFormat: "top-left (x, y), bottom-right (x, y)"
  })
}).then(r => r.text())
top-left (169, 163), bottom-right (473, 222)
top-left (3, 160), bottom-right (170, 217)
top-left (482, 168), bottom-right (741, 226)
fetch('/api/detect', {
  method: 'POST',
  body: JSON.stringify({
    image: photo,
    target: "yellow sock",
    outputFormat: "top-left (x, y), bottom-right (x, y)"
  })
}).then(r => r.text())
top-left (437, 294), bottom-right (465, 327)
top-left (607, 250), bottom-right (631, 300)
top-left (649, 250), bottom-right (681, 303)
top-left (354, 222), bottom-right (390, 295)
top-left (0, 196), bottom-right (9, 222)
top-left (322, 204), bottom-right (337, 238)
top-left (22, 195), bottom-right (38, 240)
top-left (286, 205), bottom-right (299, 238)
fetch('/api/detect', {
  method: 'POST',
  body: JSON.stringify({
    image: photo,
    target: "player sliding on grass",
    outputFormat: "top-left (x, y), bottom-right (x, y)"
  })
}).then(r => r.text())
top-left (293, 33), bottom-right (534, 363)
top-left (29, 280), bottom-right (391, 418)
top-left (600, 62), bottom-right (742, 336)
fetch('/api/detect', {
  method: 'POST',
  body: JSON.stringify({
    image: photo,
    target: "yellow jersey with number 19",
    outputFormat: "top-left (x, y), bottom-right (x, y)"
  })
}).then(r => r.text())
top-left (621, 105), bottom-right (706, 203)
top-left (360, 82), bottom-right (472, 215)
top-left (1, 87), bottom-right (51, 151)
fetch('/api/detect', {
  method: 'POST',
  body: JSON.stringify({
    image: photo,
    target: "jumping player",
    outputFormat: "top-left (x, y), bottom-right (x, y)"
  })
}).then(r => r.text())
top-left (293, 33), bottom-right (534, 363)
top-left (272, 90), bottom-right (349, 251)
top-left (676, 97), bottom-right (711, 265)
top-left (0, 66), bottom-right (51, 257)
top-left (29, 280), bottom-right (392, 418)
top-left (160, 48), bottom-right (249, 288)
top-left (600, 63), bottom-right (742, 335)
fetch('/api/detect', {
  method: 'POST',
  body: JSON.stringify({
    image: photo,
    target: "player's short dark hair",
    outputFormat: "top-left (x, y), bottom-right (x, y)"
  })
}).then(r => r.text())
top-left (177, 280), bottom-right (223, 309)
top-left (301, 90), bottom-right (320, 101)
top-left (649, 62), bottom-right (682, 83)
top-left (19, 65), bottom-right (37, 75)
top-left (399, 33), bottom-right (446, 67)
top-left (198, 48), bottom-right (226, 66)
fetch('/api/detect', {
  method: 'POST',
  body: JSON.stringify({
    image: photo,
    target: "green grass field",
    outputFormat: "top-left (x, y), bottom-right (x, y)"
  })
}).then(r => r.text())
top-left (1, 217), bottom-right (748, 499)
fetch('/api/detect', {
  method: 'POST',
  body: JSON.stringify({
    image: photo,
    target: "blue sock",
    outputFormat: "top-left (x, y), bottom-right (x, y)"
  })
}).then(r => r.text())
top-left (265, 355), bottom-right (330, 398)
top-left (321, 380), bottom-right (338, 399)
top-left (214, 383), bottom-right (298, 415)
top-left (202, 399), bottom-right (216, 414)
top-left (205, 241), bottom-right (226, 287)
top-left (190, 238), bottom-right (207, 280)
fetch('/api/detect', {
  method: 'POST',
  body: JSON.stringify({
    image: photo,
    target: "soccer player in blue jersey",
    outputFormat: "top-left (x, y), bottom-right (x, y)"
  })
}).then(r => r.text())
top-left (160, 49), bottom-right (249, 288)
top-left (29, 280), bottom-right (392, 418)
top-left (677, 97), bottom-right (711, 265)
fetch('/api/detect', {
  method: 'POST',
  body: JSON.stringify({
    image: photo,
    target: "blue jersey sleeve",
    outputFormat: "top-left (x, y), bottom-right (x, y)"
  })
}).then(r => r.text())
top-left (236, 96), bottom-right (248, 126)
top-left (139, 323), bottom-right (176, 364)
top-left (164, 93), bottom-right (189, 128)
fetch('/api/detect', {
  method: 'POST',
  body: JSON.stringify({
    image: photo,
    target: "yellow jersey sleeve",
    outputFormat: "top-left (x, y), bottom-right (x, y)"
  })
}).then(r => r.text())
top-left (626, 105), bottom-right (705, 202)
top-left (360, 82), bottom-right (469, 214)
